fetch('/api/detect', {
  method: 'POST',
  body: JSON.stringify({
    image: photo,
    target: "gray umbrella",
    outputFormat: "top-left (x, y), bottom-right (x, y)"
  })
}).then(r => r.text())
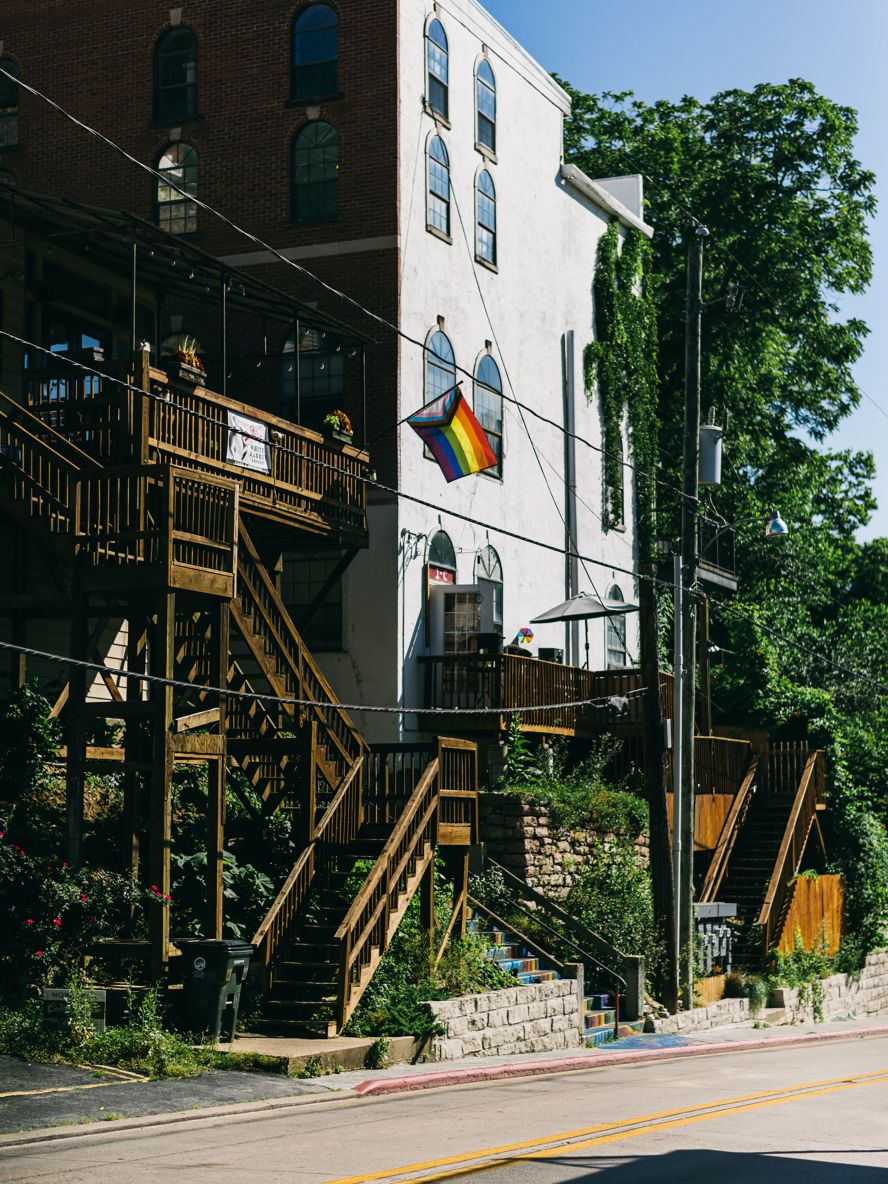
top-left (531, 592), bottom-right (638, 668)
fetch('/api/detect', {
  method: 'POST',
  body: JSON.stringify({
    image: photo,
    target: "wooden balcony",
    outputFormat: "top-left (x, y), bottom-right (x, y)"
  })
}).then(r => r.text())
top-left (75, 464), bottom-right (239, 597)
top-left (24, 358), bottom-right (369, 547)
top-left (418, 654), bottom-right (674, 739)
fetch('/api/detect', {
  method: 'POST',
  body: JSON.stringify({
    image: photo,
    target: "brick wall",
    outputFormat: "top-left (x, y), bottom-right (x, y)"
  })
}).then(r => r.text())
top-left (426, 978), bottom-right (583, 1061)
top-left (1, 0), bottom-right (402, 481)
top-left (479, 791), bottom-right (650, 901)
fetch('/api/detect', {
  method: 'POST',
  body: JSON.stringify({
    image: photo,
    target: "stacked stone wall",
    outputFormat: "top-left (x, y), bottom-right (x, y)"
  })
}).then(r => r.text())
top-left (426, 979), bottom-right (582, 1061)
top-left (771, 949), bottom-right (888, 1022)
top-left (479, 791), bottom-right (649, 901)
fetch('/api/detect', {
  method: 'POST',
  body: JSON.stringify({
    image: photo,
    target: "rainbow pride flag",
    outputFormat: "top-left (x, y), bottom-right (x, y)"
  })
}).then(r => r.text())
top-left (407, 385), bottom-right (497, 482)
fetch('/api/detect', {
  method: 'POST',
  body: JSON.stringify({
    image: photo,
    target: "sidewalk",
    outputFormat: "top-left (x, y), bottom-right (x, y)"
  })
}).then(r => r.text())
top-left (3, 1015), bottom-right (887, 1146)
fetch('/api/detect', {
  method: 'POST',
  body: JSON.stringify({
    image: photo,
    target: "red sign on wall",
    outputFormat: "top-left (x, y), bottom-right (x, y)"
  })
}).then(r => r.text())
top-left (428, 564), bottom-right (456, 584)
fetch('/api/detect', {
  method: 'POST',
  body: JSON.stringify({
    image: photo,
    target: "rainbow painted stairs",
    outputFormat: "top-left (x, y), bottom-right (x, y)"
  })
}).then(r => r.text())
top-left (470, 915), bottom-right (645, 1046)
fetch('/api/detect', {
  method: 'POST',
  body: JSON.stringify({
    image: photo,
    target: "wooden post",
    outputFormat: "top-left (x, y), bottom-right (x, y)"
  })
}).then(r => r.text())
top-left (64, 594), bottom-right (89, 865)
top-left (123, 609), bottom-right (147, 879)
top-left (207, 600), bottom-right (229, 938)
top-left (149, 592), bottom-right (175, 978)
top-left (420, 856), bottom-right (436, 970)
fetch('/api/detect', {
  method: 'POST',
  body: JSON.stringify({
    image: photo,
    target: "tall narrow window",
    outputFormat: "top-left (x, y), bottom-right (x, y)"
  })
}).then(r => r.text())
top-left (0, 60), bottom-right (19, 148)
top-left (281, 327), bottom-right (344, 428)
top-left (475, 60), bottom-right (496, 152)
top-left (292, 5), bottom-right (339, 101)
top-left (281, 550), bottom-right (344, 652)
top-left (606, 432), bottom-right (625, 527)
top-left (474, 355), bottom-right (503, 477)
top-left (605, 585), bottom-right (628, 669)
top-left (292, 121), bottom-right (339, 221)
top-left (426, 19), bottom-right (449, 118)
top-left (427, 136), bottom-right (450, 237)
top-left (154, 29), bottom-right (197, 123)
top-left (475, 545), bottom-right (503, 632)
top-left (475, 169), bottom-right (496, 265)
top-left (425, 330), bottom-right (455, 404)
top-left (155, 143), bottom-right (198, 235)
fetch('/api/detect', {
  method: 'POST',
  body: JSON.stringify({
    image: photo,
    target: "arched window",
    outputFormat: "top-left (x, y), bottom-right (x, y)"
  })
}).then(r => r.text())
top-left (426, 136), bottom-right (450, 237)
top-left (475, 545), bottom-right (503, 631)
top-left (425, 330), bottom-right (455, 405)
top-left (474, 354), bottom-right (502, 477)
top-left (0, 60), bottom-right (19, 148)
top-left (155, 143), bottom-right (198, 235)
top-left (475, 59), bottom-right (496, 152)
top-left (605, 585), bottom-right (628, 669)
top-left (154, 28), bottom-right (197, 123)
top-left (292, 5), bottom-right (339, 101)
top-left (429, 529), bottom-right (456, 576)
top-left (292, 121), bottom-right (339, 221)
top-left (426, 18), bottom-right (448, 118)
top-left (281, 327), bottom-right (344, 428)
top-left (475, 169), bottom-right (496, 265)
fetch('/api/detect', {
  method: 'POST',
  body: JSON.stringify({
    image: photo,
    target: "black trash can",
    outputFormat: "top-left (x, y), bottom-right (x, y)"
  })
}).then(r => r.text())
top-left (177, 939), bottom-right (254, 1041)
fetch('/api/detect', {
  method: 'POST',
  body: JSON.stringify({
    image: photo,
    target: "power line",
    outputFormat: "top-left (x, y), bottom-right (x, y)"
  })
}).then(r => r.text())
top-left (2, 329), bottom-right (673, 593)
top-left (0, 65), bottom-right (698, 512)
top-left (0, 637), bottom-right (649, 717)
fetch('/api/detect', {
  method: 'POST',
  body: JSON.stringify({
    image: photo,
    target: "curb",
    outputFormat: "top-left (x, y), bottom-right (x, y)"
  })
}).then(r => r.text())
top-left (0, 1087), bottom-right (359, 1150)
top-left (350, 1025), bottom-right (888, 1095)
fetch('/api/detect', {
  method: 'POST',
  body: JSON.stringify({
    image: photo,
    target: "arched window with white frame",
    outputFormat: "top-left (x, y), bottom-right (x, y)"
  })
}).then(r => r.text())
top-left (424, 329), bottom-right (455, 405)
top-left (156, 143), bottom-right (198, 235)
top-left (475, 59), bottom-right (496, 152)
top-left (425, 18), bottom-right (449, 118)
top-left (474, 354), bottom-right (502, 477)
top-left (475, 544), bottom-right (503, 633)
top-left (605, 585), bottom-right (629, 669)
top-left (475, 169), bottom-right (497, 265)
top-left (427, 135), bottom-right (450, 237)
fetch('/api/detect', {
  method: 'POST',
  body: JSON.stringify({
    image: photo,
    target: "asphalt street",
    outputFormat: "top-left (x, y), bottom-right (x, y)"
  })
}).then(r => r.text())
top-left (2, 1034), bottom-right (888, 1183)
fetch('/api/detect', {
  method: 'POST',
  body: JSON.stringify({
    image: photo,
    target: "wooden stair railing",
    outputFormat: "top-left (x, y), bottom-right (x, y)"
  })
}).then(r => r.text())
top-left (232, 519), bottom-right (366, 775)
top-left (333, 755), bottom-right (441, 1033)
top-left (698, 753), bottom-right (759, 903)
top-left (758, 749), bottom-right (827, 954)
top-left (251, 753), bottom-right (365, 990)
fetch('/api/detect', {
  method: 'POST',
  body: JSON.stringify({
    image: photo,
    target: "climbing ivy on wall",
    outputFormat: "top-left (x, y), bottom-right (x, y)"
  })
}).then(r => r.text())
top-left (584, 223), bottom-right (659, 559)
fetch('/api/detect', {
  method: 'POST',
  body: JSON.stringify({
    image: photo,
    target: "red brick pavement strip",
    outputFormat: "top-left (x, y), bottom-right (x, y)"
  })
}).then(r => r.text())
top-left (351, 1025), bottom-right (888, 1095)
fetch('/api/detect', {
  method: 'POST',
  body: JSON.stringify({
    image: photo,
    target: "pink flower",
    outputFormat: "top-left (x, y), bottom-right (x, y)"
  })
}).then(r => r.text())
top-left (80, 896), bottom-right (87, 903)
top-left (52, 918), bottom-right (62, 927)
top-left (164, 894), bottom-right (171, 902)
top-left (25, 919), bottom-right (33, 926)
top-left (36, 950), bottom-right (44, 957)
top-left (150, 884), bottom-right (159, 892)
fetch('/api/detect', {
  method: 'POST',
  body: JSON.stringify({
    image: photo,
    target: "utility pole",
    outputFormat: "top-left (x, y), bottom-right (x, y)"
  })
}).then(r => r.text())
top-left (639, 559), bottom-right (675, 1010)
top-left (678, 224), bottom-right (708, 1007)
top-left (671, 551), bottom-right (683, 1006)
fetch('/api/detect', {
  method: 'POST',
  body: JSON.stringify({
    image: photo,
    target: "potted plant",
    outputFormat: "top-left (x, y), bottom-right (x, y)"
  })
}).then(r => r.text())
top-left (173, 338), bottom-right (206, 387)
top-left (322, 409), bottom-right (353, 444)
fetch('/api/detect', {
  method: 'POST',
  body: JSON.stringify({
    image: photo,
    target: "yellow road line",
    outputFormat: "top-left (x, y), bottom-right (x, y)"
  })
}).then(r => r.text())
top-left (0, 1079), bottom-right (143, 1100)
top-left (75, 1063), bottom-right (149, 1083)
top-left (321, 1068), bottom-right (888, 1184)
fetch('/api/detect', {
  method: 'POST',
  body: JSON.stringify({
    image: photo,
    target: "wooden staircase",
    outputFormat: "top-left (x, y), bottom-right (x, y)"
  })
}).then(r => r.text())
top-left (701, 744), bottom-right (828, 965)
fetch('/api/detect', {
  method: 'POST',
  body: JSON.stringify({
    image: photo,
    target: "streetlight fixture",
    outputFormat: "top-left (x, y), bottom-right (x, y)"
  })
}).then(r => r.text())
top-left (765, 509), bottom-right (789, 538)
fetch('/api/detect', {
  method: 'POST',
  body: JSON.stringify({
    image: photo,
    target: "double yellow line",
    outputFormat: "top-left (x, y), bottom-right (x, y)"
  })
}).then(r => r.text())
top-left (322, 1067), bottom-right (888, 1184)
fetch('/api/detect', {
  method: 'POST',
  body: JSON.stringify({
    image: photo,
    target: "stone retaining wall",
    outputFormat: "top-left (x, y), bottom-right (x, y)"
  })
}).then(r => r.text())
top-left (479, 791), bottom-right (649, 901)
top-left (651, 995), bottom-right (751, 1035)
top-left (426, 979), bottom-right (582, 1061)
top-left (771, 949), bottom-right (888, 1022)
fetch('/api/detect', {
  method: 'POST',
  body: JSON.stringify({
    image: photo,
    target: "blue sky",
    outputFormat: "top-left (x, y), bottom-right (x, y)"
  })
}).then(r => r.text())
top-left (482, 0), bottom-right (888, 541)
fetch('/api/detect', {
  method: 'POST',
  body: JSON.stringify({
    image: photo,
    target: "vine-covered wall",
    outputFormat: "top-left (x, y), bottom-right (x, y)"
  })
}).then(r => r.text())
top-left (584, 223), bottom-right (659, 559)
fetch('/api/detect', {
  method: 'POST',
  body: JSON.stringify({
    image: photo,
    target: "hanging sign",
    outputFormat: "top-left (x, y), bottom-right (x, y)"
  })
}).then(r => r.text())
top-left (226, 411), bottom-right (271, 474)
top-left (428, 564), bottom-right (456, 584)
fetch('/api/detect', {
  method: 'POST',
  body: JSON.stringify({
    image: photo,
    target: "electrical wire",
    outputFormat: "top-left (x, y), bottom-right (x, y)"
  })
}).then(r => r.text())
top-left (0, 65), bottom-right (699, 512)
top-left (0, 637), bottom-right (650, 717)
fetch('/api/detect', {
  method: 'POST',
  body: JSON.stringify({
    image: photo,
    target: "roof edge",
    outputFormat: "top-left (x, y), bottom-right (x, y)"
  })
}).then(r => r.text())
top-left (559, 164), bottom-right (654, 239)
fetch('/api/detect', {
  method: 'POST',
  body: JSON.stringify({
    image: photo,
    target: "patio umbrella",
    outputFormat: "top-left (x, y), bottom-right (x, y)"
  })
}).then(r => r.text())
top-left (531, 591), bottom-right (638, 668)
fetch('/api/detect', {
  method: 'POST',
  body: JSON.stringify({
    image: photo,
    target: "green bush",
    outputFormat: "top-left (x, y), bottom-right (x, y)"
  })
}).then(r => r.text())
top-left (500, 720), bottom-right (648, 835)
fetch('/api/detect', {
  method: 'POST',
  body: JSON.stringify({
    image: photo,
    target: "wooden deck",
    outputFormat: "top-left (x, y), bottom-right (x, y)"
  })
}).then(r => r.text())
top-left (23, 354), bottom-right (370, 547)
top-left (419, 654), bottom-right (674, 739)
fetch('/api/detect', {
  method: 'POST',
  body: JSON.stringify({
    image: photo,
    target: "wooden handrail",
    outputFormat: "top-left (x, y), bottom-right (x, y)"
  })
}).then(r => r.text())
top-left (758, 750), bottom-right (826, 950)
top-left (0, 387), bottom-right (103, 473)
top-left (699, 753), bottom-right (759, 903)
top-left (312, 755), bottom-right (364, 844)
top-left (335, 758), bottom-right (439, 940)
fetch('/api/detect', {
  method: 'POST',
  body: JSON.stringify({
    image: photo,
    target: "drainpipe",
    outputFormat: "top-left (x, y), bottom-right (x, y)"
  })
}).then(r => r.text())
top-left (561, 332), bottom-right (579, 665)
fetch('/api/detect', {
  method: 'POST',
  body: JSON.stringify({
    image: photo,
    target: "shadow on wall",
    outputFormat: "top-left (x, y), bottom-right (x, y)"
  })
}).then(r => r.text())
top-left (521, 1150), bottom-right (887, 1181)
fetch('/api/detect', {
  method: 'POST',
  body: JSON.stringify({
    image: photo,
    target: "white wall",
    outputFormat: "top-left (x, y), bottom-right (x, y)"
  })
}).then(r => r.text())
top-left (389, 0), bottom-right (645, 737)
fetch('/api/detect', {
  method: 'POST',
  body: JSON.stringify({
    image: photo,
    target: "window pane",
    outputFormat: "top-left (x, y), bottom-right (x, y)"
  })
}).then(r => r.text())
top-left (293, 122), bottom-right (339, 220)
top-left (293, 5), bottom-right (338, 99)
top-left (426, 331), bottom-right (455, 403)
top-left (427, 22), bottom-right (449, 117)
top-left (156, 143), bottom-right (198, 235)
top-left (155, 30), bottom-right (197, 122)
top-left (281, 549), bottom-right (344, 652)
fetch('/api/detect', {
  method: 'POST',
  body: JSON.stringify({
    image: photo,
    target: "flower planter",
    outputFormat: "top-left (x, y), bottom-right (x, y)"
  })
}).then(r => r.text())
top-left (329, 428), bottom-right (354, 445)
top-left (173, 362), bottom-right (206, 387)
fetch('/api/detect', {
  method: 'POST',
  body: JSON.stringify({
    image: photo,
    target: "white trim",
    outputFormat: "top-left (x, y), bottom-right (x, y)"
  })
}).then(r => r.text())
top-left (559, 164), bottom-right (654, 238)
top-left (216, 234), bottom-right (400, 268)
